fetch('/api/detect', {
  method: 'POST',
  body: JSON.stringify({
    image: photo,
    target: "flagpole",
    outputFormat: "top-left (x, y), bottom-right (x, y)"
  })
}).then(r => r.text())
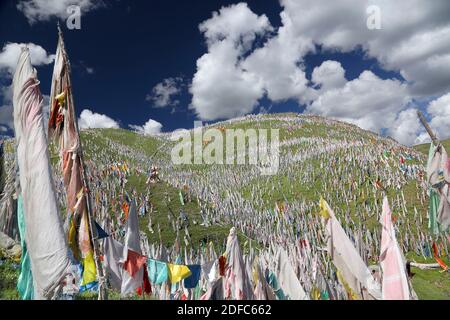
top-left (57, 25), bottom-right (107, 300)
top-left (417, 110), bottom-right (439, 146)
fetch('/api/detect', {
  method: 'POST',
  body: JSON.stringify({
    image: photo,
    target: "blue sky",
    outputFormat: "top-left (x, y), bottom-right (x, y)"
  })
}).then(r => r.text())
top-left (1, 0), bottom-right (449, 145)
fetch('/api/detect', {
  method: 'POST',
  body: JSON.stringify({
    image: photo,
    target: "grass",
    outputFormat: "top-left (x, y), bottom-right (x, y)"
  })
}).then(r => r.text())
top-left (406, 254), bottom-right (450, 300)
top-left (0, 258), bottom-right (19, 300)
top-left (414, 138), bottom-right (450, 155)
top-left (80, 128), bottom-right (243, 251)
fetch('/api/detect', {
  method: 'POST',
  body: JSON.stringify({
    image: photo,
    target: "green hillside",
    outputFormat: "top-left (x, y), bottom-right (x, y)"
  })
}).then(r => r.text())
top-left (414, 138), bottom-right (450, 155)
top-left (1, 113), bottom-right (449, 300)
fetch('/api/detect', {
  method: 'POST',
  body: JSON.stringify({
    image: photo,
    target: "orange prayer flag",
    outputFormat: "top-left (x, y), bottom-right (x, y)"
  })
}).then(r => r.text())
top-left (122, 202), bottom-right (130, 219)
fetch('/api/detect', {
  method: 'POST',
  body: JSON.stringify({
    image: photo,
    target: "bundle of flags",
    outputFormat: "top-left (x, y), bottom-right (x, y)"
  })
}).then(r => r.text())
top-left (47, 27), bottom-right (99, 292)
top-left (319, 198), bottom-right (381, 300)
top-left (12, 47), bottom-right (73, 299)
top-left (103, 199), bottom-right (151, 296)
top-left (426, 143), bottom-right (450, 234)
top-left (379, 197), bottom-right (412, 300)
top-left (147, 258), bottom-right (199, 288)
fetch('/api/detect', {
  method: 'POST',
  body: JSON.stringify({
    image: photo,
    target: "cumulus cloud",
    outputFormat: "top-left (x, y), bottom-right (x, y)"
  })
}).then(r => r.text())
top-left (129, 119), bottom-right (163, 135)
top-left (311, 60), bottom-right (347, 92)
top-left (17, 0), bottom-right (104, 24)
top-left (198, 2), bottom-right (273, 49)
top-left (78, 109), bottom-right (119, 129)
top-left (241, 7), bottom-right (313, 103)
top-left (147, 77), bottom-right (183, 108)
top-left (278, 0), bottom-right (450, 98)
top-left (387, 109), bottom-right (423, 146)
top-left (0, 42), bottom-right (55, 74)
top-left (306, 70), bottom-right (410, 134)
top-left (190, 3), bottom-right (272, 120)
top-left (424, 93), bottom-right (450, 141)
top-left (189, 1), bottom-right (450, 144)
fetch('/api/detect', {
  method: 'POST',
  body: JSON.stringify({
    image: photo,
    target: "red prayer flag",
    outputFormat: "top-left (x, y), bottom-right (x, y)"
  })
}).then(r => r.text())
top-left (123, 249), bottom-right (147, 277)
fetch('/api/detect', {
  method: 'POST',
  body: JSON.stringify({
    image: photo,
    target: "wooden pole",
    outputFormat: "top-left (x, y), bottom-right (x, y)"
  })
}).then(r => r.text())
top-left (417, 110), bottom-right (439, 146)
top-left (57, 25), bottom-right (107, 300)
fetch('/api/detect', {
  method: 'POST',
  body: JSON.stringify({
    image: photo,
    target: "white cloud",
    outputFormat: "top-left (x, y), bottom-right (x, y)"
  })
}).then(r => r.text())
top-left (198, 2), bottom-right (273, 49)
top-left (78, 109), bottom-right (119, 129)
top-left (311, 60), bottom-right (347, 92)
top-left (306, 70), bottom-right (410, 134)
top-left (147, 77), bottom-right (183, 108)
top-left (401, 53), bottom-right (450, 97)
top-left (425, 93), bottom-right (450, 141)
top-left (387, 109), bottom-right (423, 146)
top-left (278, 0), bottom-right (450, 98)
top-left (189, 1), bottom-right (450, 145)
top-left (17, 0), bottom-right (104, 24)
top-left (190, 3), bottom-right (272, 120)
top-left (129, 119), bottom-right (163, 135)
top-left (241, 8), bottom-right (313, 103)
top-left (0, 42), bottom-right (55, 74)
top-left (190, 41), bottom-right (265, 120)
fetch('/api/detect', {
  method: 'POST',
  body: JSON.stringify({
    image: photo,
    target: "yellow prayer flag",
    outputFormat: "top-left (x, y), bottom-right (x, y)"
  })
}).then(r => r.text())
top-left (55, 91), bottom-right (66, 106)
top-left (319, 197), bottom-right (330, 219)
top-left (168, 264), bottom-right (191, 284)
top-left (81, 250), bottom-right (97, 286)
top-left (336, 270), bottom-right (360, 300)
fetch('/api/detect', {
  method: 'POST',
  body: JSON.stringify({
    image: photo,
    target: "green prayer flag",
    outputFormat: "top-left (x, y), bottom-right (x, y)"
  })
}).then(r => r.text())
top-left (17, 194), bottom-right (34, 300)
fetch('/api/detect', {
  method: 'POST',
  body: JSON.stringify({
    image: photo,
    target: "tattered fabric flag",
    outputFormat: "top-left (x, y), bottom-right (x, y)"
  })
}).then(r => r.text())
top-left (147, 258), bottom-right (169, 285)
top-left (266, 271), bottom-right (287, 300)
top-left (136, 265), bottom-right (152, 296)
top-left (224, 227), bottom-right (255, 300)
top-left (78, 208), bottom-right (97, 291)
top-left (428, 188), bottom-right (440, 235)
top-left (168, 263), bottom-right (191, 284)
top-left (200, 277), bottom-right (225, 300)
top-left (13, 48), bottom-right (73, 299)
top-left (94, 221), bottom-right (108, 240)
top-left (275, 247), bottom-right (309, 300)
top-left (319, 197), bottom-right (381, 300)
top-left (16, 194), bottom-right (34, 300)
top-left (122, 201), bottom-right (130, 219)
top-left (379, 197), bottom-right (410, 300)
top-left (103, 236), bottom-right (124, 291)
top-left (48, 28), bottom-right (98, 290)
top-left (426, 143), bottom-right (450, 234)
top-left (432, 242), bottom-right (449, 272)
top-left (120, 200), bottom-right (145, 296)
top-left (253, 262), bottom-right (276, 300)
top-left (123, 249), bottom-right (147, 277)
top-left (183, 265), bottom-right (201, 289)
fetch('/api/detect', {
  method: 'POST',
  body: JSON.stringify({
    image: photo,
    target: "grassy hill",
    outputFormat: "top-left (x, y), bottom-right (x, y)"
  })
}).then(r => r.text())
top-left (414, 138), bottom-right (450, 155)
top-left (1, 113), bottom-right (449, 300)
